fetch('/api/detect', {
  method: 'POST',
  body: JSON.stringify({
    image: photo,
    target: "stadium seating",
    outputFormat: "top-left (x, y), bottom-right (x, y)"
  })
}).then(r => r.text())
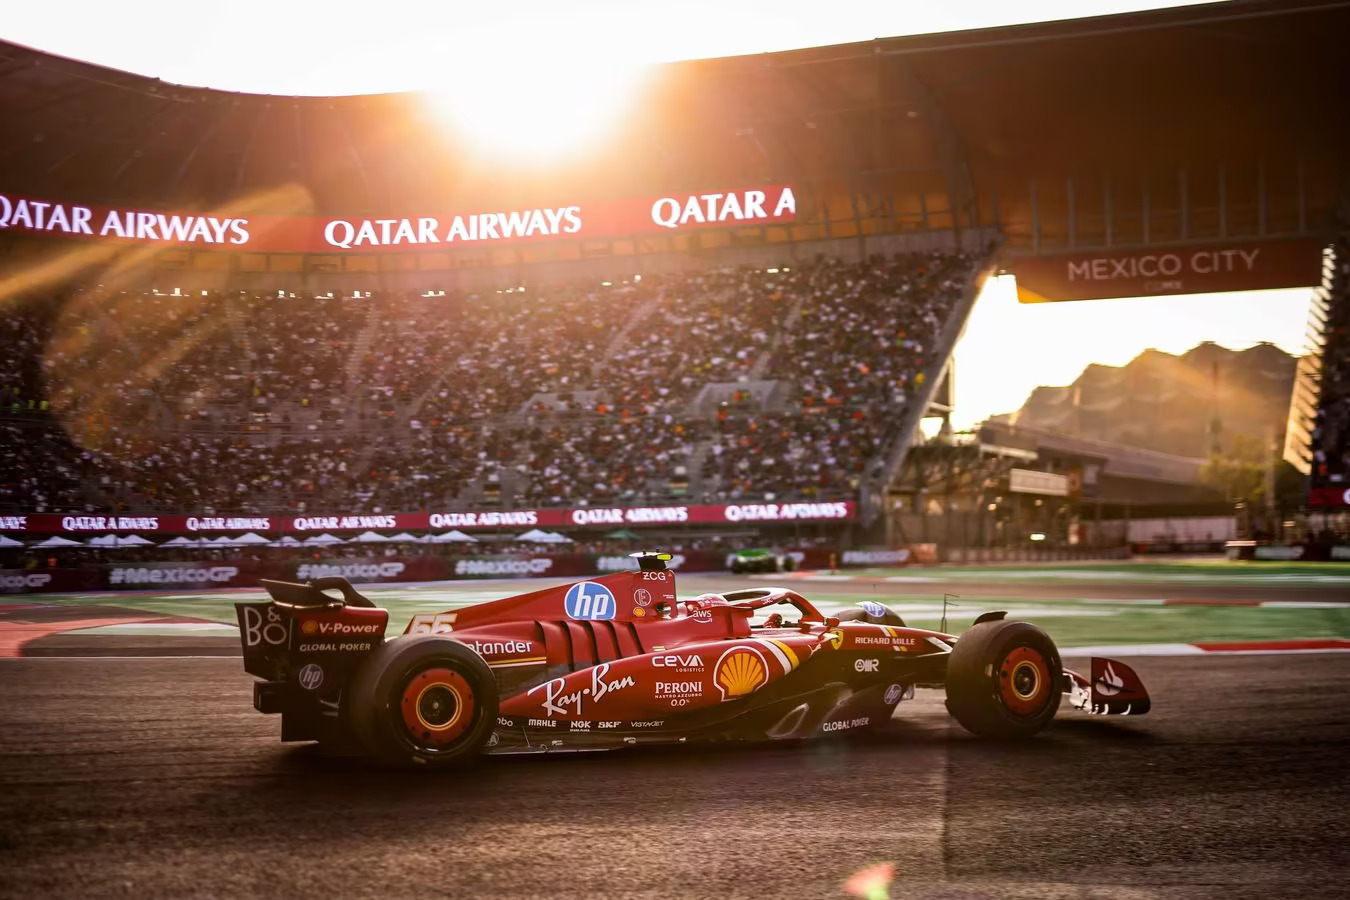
top-left (0, 252), bottom-right (983, 514)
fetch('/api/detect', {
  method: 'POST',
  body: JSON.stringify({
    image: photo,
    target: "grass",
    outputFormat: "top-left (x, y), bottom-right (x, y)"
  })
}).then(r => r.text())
top-left (16, 584), bottom-right (1350, 648)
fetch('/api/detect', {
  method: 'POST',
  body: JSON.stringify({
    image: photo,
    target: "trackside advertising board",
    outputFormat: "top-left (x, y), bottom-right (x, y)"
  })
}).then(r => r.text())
top-left (0, 547), bottom-right (894, 593)
top-left (1308, 487), bottom-right (1350, 509)
top-left (0, 502), bottom-right (855, 535)
top-left (0, 185), bottom-right (798, 254)
top-left (1009, 238), bottom-right (1325, 303)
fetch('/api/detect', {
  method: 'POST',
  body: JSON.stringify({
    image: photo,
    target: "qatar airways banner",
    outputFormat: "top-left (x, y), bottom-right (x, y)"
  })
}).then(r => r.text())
top-left (1, 501), bottom-right (854, 535)
top-left (0, 514), bottom-right (278, 534)
top-left (1308, 486), bottom-right (1350, 509)
top-left (1010, 238), bottom-right (1325, 303)
top-left (0, 185), bottom-right (797, 254)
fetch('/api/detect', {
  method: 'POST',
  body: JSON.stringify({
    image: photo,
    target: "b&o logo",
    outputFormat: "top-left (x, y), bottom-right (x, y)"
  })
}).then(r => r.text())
top-left (564, 582), bottom-right (615, 621)
top-left (297, 663), bottom-right (324, 691)
top-left (241, 605), bottom-right (288, 648)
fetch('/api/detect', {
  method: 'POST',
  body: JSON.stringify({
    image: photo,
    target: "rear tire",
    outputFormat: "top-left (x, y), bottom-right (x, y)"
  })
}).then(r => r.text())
top-left (345, 636), bottom-right (498, 769)
top-left (945, 620), bottom-right (1061, 739)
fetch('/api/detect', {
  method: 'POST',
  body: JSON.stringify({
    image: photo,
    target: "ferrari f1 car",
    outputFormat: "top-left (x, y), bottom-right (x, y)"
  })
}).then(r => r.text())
top-left (235, 552), bottom-right (1151, 768)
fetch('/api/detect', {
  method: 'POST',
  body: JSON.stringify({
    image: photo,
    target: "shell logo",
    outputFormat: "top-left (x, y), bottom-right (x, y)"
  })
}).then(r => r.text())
top-left (301, 619), bottom-right (319, 635)
top-left (714, 646), bottom-right (768, 700)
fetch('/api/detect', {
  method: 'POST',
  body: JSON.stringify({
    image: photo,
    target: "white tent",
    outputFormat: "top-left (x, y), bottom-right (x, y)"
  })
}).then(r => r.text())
top-left (428, 530), bottom-right (477, 543)
top-left (161, 536), bottom-right (201, 546)
top-left (89, 534), bottom-right (156, 547)
top-left (207, 535), bottom-right (236, 545)
top-left (268, 536), bottom-right (302, 547)
top-left (230, 532), bottom-right (271, 546)
top-left (537, 531), bottom-right (572, 544)
top-left (302, 533), bottom-right (345, 546)
top-left (515, 529), bottom-right (551, 543)
top-left (352, 530), bottom-right (392, 543)
top-left (386, 532), bottom-right (424, 543)
top-left (32, 536), bottom-right (83, 548)
top-left (0, 535), bottom-right (24, 548)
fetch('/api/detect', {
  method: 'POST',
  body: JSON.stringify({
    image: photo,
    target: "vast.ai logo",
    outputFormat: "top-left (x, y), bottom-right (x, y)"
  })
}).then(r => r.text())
top-left (564, 582), bottom-right (616, 621)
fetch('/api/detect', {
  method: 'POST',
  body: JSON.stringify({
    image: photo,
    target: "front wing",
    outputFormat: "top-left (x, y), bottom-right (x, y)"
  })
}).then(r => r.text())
top-left (1064, 657), bottom-right (1152, 716)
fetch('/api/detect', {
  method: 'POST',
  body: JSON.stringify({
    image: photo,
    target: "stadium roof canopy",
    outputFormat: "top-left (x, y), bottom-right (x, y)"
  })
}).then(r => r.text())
top-left (0, 0), bottom-right (1346, 246)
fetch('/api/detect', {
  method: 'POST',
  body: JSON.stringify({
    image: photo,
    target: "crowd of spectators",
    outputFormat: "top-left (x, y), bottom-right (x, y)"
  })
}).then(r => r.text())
top-left (600, 267), bottom-right (799, 413)
top-left (701, 408), bottom-right (888, 501)
top-left (503, 415), bottom-right (705, 506)
top-left (770, 252), bottom-right (973, 410)
top-left (0, 251), bottom-right (980, 516)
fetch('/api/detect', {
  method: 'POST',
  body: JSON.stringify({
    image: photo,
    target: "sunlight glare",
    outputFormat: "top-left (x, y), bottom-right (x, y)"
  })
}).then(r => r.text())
top-left (422, 44), bottom-right (650, 163)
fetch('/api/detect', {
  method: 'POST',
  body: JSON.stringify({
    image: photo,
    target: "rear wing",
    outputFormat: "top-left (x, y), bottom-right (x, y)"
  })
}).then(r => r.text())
top-left (236, 578), bottom-right (387, 683)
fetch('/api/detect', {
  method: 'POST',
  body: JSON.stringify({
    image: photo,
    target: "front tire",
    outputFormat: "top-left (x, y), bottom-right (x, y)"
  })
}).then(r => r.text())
top-left (345, 636), bottom-right (498, 769)
top-left (945, 620), bottom-right (1061, 739)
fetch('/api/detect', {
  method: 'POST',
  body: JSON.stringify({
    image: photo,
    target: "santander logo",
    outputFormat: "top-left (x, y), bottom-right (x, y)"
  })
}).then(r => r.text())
top-left (1095, 662), bottom-right (1125, 696)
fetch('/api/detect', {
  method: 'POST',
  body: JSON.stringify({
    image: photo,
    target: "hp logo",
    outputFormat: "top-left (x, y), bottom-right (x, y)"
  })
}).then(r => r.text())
top-left (884, 683), bottom-right (903, 705)
top-left (564, 582), bottom-right (616, 621)
top-left (297, 663), bottom-right (324, 691)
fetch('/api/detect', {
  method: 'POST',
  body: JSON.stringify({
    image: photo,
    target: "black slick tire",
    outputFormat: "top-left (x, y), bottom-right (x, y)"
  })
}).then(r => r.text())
top-left (945, 620), bottom-right (1062, 739)
top-left (345, 635), bottom-right (498, 769)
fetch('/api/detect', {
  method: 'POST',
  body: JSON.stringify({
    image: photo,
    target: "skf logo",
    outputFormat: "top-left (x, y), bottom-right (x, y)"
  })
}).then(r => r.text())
top-left (714, 647), bottom-right (767, 700)
top-left (854, 659), bottom-right (880, 673)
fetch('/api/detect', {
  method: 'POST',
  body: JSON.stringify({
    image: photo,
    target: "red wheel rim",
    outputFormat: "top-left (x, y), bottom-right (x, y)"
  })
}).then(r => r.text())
top-left (998, 646), bottom-right (1050, 716)
top-left (399, 667), bottom-right (475, 749)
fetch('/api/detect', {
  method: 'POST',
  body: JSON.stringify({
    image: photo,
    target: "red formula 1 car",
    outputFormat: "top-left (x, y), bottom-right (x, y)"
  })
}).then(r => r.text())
top-left (235, 553), bottom-right (1151, 768)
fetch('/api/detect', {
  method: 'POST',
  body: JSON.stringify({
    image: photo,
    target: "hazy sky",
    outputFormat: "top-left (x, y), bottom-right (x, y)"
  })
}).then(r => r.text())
top-left (6, 0), bottom-right (1301, 429)
top-left (5, 0), bottom-right (1223, 95)
top-left (951, 280), bottom-right (1314, 431)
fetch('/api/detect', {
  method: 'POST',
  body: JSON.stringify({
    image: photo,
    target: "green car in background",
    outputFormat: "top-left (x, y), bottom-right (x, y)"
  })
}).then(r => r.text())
top-left (728, 548), bottom-right (798, 574)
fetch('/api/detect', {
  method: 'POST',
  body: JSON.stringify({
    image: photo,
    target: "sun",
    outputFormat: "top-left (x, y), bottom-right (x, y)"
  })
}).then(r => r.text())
top-left (420, 46), bottom-right (651, 164)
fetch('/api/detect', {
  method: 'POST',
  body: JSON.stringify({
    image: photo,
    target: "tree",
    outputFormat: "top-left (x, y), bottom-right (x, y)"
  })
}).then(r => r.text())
top-left (1199, 433), bottom-right (1269, 505)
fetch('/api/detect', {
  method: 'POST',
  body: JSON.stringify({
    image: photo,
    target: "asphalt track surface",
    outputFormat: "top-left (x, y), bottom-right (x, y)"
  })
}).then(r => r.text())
top-left (2, 576), bottom-right (1349, 898)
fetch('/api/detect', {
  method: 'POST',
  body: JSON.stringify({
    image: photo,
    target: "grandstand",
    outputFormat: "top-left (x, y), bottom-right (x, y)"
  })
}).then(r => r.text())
top-left (1, 0), bottom-right (1348, 582)
top-left (1, 252), bottom-right (983, 518)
